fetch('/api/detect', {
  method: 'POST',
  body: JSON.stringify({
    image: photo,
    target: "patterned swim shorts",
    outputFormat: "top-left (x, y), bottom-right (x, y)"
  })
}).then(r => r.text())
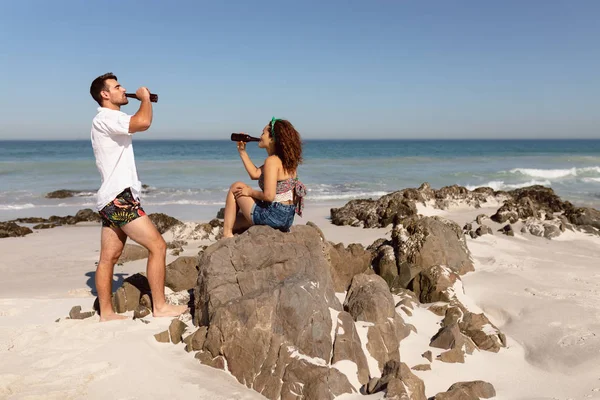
top-left (99, 188), bottom-right (146, 228)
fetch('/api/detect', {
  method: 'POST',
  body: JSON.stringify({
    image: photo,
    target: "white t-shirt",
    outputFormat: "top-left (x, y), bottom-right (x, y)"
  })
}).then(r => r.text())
top-left (91, 107), bottom-right (142, 211)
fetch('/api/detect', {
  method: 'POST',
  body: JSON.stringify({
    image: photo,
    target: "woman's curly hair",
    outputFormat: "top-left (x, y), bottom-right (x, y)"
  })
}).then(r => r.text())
top-left (269, 119), bottom-right (303, 172)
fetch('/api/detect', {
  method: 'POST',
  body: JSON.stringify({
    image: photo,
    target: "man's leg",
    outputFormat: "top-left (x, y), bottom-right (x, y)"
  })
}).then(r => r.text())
top-left (97, 226), bottom-right (128, 322)
top-left (121, 216), bottom-right (187, 317)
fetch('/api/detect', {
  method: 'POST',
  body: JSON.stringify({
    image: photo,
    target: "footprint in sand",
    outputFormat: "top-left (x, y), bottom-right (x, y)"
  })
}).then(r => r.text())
top-left (557, 331), bottom-right (597, 347)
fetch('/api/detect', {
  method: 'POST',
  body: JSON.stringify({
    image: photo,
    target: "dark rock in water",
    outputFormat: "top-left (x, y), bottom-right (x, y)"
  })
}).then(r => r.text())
top-left (0, 222), bottom-right (33, 238)
top-left (193, 225), bottom-right (357, 400)
top-left (216, 207), bottom-right (225, 219)
top-left (148, 213), bottom-right (182, 234)
top-left (74, 208), bottom-right (101, 222)
top-left (45, 189), bottom-right (80, 199)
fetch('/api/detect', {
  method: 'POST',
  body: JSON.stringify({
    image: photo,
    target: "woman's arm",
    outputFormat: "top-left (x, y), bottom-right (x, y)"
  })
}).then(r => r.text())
top-left (237, 142), bottom-right (261, 180)
top-left (235, 156), bottom-right (278, 202)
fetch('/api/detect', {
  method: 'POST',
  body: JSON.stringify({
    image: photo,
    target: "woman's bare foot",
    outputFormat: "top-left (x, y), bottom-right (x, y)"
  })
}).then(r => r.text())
top-left (99, 313), bottom-right (129, 322)
top-left (222, 233), bottom-right (234, 238)
top-left (153, 304), bottom-right (188, 318)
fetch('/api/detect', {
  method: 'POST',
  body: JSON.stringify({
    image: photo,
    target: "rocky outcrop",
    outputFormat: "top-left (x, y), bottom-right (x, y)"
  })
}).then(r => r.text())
top-left (371, 216), bottom-right (473, 292)
top-left (362, 360), bottom-right (426, 400)
top-left (520, 218), bottom-right (563, 239)
top-left (330, 183), bottom-right (502, 228)
top-left (431, 380), bottom-right (496, 399)
top-left (564, 206), bottom-right (600, 232)
top-left (330, 196), bottom-right (417, 228)
top-left (0, 222), bottom-right (33, 238)
top-left (325, 242), bottom-right (373, 292)
top-left (148, 213), bottom-right (183, 234)
top-left (117, 244), bottom-right (149, 263)
top-left (344, 274), bottom-right (411, 371)
top-left (7, 208), bottom-right (101, 231)
top-left (193, 225), bottom-right (355, 400)
top-left (409, 264), bottom-right (506, 359)
top-left (165, 256), bottom-right (199, 292)
top-left (167, 219), bottom-right (223, 242)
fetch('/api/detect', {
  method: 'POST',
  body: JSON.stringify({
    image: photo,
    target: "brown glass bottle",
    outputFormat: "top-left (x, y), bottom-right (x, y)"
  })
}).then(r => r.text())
top-left (125, 93), bottom-right (158, 103)
top-left (231, 133), bottom-right (260, 142)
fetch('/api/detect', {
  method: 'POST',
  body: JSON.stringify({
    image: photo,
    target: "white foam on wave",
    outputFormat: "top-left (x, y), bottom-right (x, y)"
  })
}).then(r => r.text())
top-left (466, 180), bottom-right (552, 191)
top-left (582, 177), bottom-right (600, 183)
top-left (510, 166), bottom-right (600, 179)
top-left (0, 203), bottom-right (36, 210)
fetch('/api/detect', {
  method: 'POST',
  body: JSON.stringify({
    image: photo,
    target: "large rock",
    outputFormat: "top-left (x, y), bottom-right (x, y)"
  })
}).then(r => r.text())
top-left (432, 380), bottom-right (496, 399)
top-left (165, 256), bottom-right (199, 292)
top-left (490, 197), bottom-right (539, 224)
top-left (45, 189), bottom-right (80, 198)
top-left (193, 225), bottom-right (355, 400)
top-left (344, 274), bottom-right (411, 371)
top-left (564, 206), bottom-right (600, 230)
top-left (331, 311), bottom-right (370, 386)
top-left (330, 193), bottom-right (417, 228)
top-left (364, 360), bottom-right (426, 400)
top-left (330, 183), bottom-right (502, 228)
top-left (390, 216), bottom-right (473, 289)
top-left (117, 244), bottom-right (149, 263)
top-left (0, 222), bottom-right (33, 238)
top-left (148, 213), bottom-right (182, 234)
top-left (507, 185), bottom-right (566, 213)
top-left (326, 242), bottom-right (373, 292)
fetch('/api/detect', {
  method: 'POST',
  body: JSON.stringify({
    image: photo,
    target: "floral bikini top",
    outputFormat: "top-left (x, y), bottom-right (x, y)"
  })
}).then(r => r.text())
top-left (258, 172), bottom-right (307, 217)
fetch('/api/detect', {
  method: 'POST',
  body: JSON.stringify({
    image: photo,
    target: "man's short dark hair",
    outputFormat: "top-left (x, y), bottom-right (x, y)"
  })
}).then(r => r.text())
top-left (90, 73), bottom-right (117, 106)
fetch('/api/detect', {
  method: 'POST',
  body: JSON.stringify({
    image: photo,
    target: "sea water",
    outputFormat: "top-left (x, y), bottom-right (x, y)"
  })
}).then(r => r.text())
top-left (1, 139), bottom-right (599, 221)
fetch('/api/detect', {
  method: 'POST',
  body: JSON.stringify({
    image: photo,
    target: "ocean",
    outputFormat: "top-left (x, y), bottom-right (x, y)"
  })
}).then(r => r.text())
top-left (1, 139), bottom-right (599, 222)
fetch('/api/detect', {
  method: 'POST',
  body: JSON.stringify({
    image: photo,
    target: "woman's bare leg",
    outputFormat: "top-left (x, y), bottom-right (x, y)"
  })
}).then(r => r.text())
top-left (223, 182), bottom-right (256, 238)
top-left (223, 182), bottom-right (244, 238)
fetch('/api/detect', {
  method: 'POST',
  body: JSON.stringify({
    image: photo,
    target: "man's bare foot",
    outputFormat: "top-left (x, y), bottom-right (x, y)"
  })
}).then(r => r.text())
top-left (99, 313), bottom-right (129, 322)
top-left (153, 304), bottom-right (188, 318)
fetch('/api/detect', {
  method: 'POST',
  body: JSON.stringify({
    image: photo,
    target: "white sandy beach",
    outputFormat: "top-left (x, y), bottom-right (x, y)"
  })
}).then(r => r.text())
top-left (1, 201), bottom-right (600, 400)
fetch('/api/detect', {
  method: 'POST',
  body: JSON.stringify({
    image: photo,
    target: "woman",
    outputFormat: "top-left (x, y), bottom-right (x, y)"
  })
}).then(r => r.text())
top-left (222, 117), bottom-right (306, 238)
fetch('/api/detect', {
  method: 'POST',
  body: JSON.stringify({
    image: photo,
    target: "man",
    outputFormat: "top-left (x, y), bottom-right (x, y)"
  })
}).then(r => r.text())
top-left (89, 72), bottom-right (186, 322)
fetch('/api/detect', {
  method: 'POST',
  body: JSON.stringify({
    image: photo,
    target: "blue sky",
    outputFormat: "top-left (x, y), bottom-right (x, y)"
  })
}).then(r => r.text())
top-left (1, 1), bottom-right (599, 140)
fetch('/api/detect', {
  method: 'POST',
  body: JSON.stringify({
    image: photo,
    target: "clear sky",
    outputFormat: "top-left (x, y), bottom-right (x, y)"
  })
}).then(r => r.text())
top-left (1, 1), bottom-right (599, 140)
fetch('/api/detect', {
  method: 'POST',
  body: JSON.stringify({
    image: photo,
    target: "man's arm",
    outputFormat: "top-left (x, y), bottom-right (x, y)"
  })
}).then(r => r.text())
top-left (129, 87), bottom-right (153, 133)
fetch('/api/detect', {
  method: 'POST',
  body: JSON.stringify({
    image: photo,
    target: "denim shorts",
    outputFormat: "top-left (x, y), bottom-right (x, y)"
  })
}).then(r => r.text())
top-left (251, 201), bottom-right (296, 232)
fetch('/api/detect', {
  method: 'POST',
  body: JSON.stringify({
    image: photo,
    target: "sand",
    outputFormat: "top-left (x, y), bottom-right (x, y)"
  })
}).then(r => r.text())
top-left (1, 201), bottom-right (600, 399)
